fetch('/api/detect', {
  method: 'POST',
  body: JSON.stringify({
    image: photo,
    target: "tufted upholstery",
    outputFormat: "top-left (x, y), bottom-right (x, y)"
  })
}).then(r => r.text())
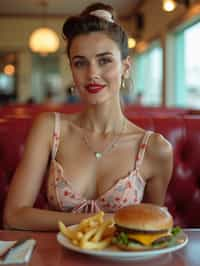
top-left (0, 105), bottom-right (200, 228)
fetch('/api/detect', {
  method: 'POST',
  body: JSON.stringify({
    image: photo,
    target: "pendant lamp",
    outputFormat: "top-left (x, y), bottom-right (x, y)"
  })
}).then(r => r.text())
top-left (29, 0), bottom-right (59, 55)
top-left (29, 27), bottom-right (59, 54)
top-left (162, 0), bottom-right (177, 12)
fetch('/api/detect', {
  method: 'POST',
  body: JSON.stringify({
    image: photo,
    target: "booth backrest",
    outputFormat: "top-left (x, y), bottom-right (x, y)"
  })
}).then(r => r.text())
top-left (0, 112), bottom-right (200, 228)
top-left (0, 104), bottom-right (191, 118)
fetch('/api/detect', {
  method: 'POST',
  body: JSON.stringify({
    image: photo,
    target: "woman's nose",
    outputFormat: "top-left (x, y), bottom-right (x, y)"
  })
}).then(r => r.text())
top-left (88, 63), bottom-right (100, 79)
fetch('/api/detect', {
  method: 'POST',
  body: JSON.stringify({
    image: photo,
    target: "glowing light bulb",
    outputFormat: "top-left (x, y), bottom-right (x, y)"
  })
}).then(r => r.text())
top-left (128, 38), bottom-right (136, 49)
top-left (4, 64), bottom-right (15, 76)
top-left (29, 27), bottom-right (59, 55)
top-left (163, 0), bottom-right (176, 12)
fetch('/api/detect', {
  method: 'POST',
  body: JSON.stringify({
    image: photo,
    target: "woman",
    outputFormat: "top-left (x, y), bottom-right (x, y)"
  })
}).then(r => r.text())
top-left (3, 3), bottom-right (173, 231)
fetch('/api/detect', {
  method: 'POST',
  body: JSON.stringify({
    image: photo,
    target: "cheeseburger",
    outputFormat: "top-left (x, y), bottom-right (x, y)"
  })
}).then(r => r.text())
top-left (113, 203), bottom-right (175, 251)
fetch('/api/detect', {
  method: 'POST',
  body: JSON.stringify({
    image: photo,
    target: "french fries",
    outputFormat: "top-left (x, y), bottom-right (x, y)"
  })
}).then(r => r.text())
top-left (58, 212), bottom-right (115, 250)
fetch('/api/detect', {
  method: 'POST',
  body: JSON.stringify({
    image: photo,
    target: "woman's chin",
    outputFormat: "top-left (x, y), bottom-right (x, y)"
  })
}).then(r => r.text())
top-left (83, 95), bottom-right (110, 106)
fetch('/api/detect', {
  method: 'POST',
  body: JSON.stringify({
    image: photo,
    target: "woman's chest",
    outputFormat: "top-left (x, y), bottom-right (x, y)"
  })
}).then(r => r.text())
top-left (55, 143), bottom-right (138, 198)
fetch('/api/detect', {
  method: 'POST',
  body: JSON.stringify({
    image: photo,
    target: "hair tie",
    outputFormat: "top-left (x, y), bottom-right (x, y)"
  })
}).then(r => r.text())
top-left (89, 9), bottom-right (114, 23)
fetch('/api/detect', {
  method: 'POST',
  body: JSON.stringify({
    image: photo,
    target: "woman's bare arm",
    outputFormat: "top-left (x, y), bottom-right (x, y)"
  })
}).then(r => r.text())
top-left (3, 112), bottom-right (112, 231)
top-left (142, 133), bottom-right (173, 205)
top-left (3, 112), bottom-right (53, 230)
top-left (4, 206), bottom-right (97, 231)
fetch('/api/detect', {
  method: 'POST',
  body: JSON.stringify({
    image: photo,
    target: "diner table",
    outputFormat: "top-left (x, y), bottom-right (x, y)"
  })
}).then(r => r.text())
top-left (0, 229), bottom-right (199, 266)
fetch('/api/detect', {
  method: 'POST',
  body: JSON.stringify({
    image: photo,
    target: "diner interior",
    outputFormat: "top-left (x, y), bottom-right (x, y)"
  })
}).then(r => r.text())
top-left (0, 1), bottom-right (200, 265)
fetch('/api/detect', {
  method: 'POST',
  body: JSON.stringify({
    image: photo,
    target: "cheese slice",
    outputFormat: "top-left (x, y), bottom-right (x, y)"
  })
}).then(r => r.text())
top-left (127, 232), bottom-right (171, 246)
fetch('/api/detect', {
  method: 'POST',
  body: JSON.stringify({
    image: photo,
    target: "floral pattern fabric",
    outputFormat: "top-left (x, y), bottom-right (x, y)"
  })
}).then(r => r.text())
top-left (47, 113), bottom-right (153, 213)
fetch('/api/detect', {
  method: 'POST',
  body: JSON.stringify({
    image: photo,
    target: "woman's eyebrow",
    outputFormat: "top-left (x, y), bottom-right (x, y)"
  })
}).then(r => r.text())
top-left (71, 52), bottom-right (113, 61)
top-left (96, 52), bottom-right (113, 57)
top-left (71, 55), bottom-right (85, 60)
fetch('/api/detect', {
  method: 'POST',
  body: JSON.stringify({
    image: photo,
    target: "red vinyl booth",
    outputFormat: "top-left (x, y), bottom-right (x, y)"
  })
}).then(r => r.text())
top-left (0, 110), bottom-right (200, 229)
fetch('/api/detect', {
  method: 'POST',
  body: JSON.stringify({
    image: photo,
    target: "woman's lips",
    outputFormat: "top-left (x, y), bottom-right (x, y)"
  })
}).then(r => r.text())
top-left (85, 83), bottom-right (105, 94)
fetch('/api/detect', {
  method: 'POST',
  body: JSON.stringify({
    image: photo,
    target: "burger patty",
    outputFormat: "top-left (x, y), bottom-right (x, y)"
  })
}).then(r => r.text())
top-left (115, 225), bottom-right (169, 234)
top-left (152, 235), bottom-right (172, 245)
top-left (114, 229), bottom-right (173, 247)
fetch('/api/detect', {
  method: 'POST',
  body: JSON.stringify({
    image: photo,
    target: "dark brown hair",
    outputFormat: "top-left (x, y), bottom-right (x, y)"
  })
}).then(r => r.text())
top-left (80, 2), bottom-right (116, 20)
top-left (62, 2), bottom-right (129, 60)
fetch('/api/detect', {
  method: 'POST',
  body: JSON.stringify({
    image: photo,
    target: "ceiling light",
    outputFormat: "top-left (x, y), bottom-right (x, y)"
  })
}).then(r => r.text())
top-left (4, 64), bottom-right (15, 76)
top-left (29, 0), bottom-right (59, 55)
top-left (29, 27), bottom-right (59, 55)
top-left (128, 37), bottom-right (136, 49)
top-left (162, 0), bottom-right (177, 12)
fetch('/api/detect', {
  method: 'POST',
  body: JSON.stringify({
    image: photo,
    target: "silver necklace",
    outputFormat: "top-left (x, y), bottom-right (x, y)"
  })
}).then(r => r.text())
top-left (82, 119), bottom-right (126, 160)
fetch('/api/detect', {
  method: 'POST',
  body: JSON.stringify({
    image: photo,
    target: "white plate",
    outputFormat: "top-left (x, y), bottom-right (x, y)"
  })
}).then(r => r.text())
top-left (57, 225), bottom-right (188, 261)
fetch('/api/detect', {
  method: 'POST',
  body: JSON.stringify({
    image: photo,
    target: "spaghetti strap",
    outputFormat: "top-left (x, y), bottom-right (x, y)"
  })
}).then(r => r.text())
top-left (135, 131), bottom-right (153, 171)
top-left (51, 112), bottom-right (61, 160)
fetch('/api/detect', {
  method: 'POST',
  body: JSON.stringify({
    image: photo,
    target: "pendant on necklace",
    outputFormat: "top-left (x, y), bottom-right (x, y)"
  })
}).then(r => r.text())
top-left (95, 152), bottom-right (102, 160)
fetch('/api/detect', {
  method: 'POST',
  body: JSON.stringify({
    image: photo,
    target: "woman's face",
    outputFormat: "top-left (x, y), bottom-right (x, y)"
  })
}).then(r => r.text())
top-left (69, 32), bottom-right (130, 105)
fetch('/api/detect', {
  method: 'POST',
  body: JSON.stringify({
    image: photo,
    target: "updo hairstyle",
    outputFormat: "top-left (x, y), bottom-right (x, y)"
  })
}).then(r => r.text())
top-left (62, 2), bottom-right (129, 60)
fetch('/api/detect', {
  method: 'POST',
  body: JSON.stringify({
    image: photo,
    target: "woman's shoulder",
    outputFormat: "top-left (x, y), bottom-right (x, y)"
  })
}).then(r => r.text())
top-left (150, 132), bottom-right (172, 153)
top-left (59, 112), bottom-right (80, 123)
top-left (33, 111), bottom-right (79, 127)
top-left (30, 112), bottom-right (79, 147)
top-left (148, 132), bottom-right (173, 158)
top-left (32, 112), bottom-right (55, 131)
top-left (28, 112), bottom-right (55, 144)
top-left (126, 120), bottom-right (172, 157)
top-left (142, 132), bottom-right (173, 182)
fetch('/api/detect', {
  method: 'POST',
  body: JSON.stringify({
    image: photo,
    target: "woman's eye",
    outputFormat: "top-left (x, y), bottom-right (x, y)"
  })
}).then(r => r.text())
top-left (99, 57), bottom-right (112, 65)
top-left (73, 61), bottom-right (87, 68)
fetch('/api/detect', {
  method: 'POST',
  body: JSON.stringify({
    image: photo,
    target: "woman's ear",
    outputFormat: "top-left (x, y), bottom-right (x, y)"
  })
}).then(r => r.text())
top-left (122, 56), bottom-right (132, 78)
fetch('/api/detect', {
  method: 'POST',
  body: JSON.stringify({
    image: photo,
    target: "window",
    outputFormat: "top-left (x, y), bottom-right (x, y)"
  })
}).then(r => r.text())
top-left (175, 21), bottom-right (200, 108)
top-left (31, 53), bottom-right (61, 103)
top-left (133, 42), bottom-right (163, 106)
top-left (0, 52), bottom-right (17, 104)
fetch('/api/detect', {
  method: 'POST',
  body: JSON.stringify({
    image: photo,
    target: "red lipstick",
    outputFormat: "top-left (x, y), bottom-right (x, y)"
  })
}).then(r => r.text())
top-left (85, 83), bottom-right (105, 94)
